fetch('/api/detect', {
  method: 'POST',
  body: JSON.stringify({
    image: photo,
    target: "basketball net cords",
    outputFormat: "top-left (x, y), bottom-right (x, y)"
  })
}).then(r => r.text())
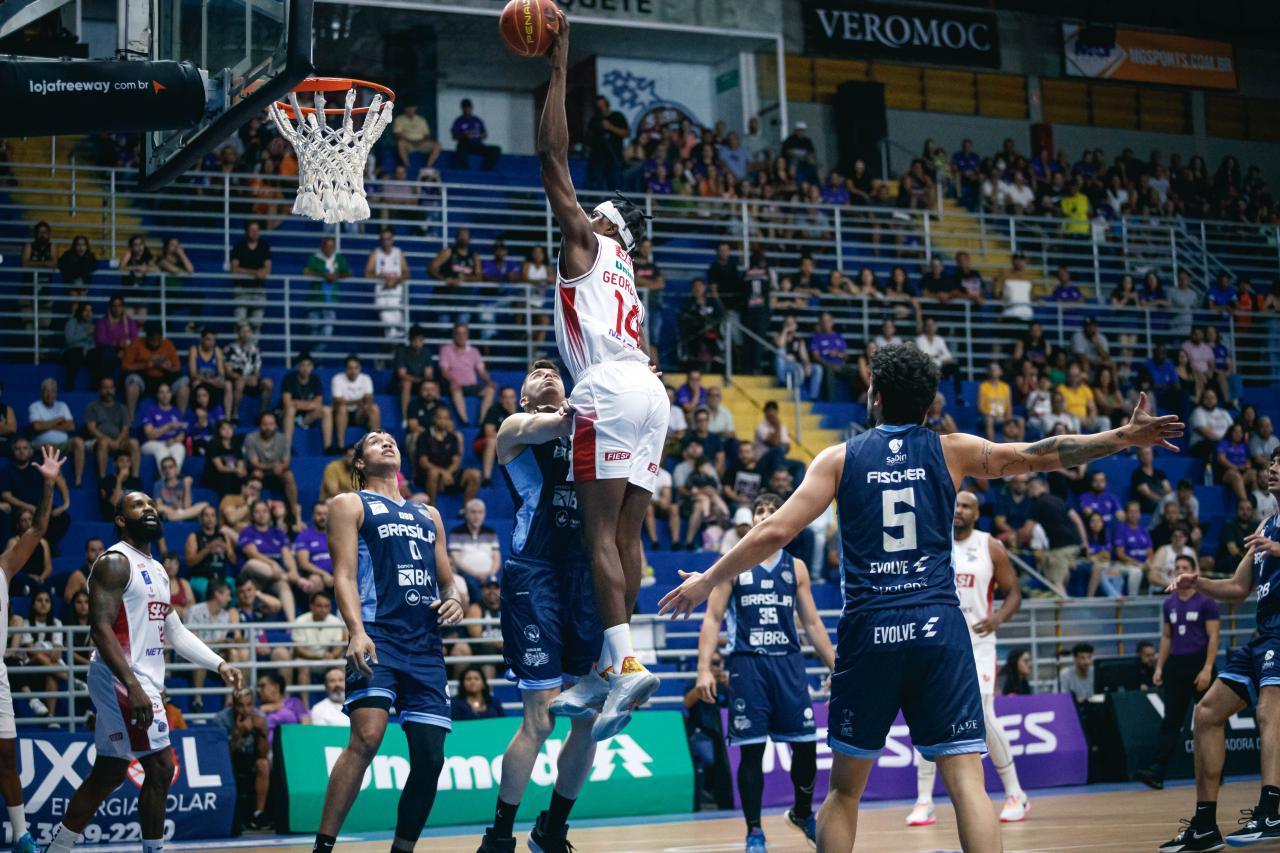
top-left (268, 88), bottom-right (394, 224)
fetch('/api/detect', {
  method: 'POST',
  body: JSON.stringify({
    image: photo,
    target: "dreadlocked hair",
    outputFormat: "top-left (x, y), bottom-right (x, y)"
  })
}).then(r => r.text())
top-left (610, 191), bottom-right (651, 248)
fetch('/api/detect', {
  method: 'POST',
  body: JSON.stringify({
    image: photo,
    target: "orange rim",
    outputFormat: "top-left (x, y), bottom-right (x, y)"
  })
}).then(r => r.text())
top-left (271, 76), bottom-right (395, 117)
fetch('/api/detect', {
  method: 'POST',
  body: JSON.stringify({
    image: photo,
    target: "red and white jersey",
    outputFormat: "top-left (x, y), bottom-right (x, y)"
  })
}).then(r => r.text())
top-left (91, 542), bottom-right (171, 694)
top-left (555, 232), bottom-right (651, 382)
top-left (953, 529), bottom-right (995, 645)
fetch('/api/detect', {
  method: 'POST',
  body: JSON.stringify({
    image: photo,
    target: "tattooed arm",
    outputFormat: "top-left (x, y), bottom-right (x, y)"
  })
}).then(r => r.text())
top-left (941, 393), bottom-right (1184, 489)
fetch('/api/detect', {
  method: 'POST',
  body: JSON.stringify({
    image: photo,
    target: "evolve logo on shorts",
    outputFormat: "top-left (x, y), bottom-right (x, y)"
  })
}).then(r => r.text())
top-left (604, 451), bottom-right (631, 462)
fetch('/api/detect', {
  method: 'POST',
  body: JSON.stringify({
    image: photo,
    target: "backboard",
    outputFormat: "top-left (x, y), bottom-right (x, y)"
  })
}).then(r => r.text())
top-left (140, 0), bottom-right (312, 189)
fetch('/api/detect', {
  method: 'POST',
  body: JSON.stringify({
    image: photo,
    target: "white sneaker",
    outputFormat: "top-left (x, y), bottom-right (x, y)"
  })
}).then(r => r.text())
top-left (590, 658), bottom-right (660, 742)
top-left (999, 792), bottom-right (1029, 822)
top-left (28, 698), bottom-right (48, 717)
top-left (549, 669), bottom-right (609, 719)
top-left (905, 802), bottom-right (935, 826)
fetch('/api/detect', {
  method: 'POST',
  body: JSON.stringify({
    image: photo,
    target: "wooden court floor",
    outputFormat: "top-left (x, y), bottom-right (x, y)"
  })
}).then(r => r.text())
top-left (105, 779), bottom-right (1263, 852)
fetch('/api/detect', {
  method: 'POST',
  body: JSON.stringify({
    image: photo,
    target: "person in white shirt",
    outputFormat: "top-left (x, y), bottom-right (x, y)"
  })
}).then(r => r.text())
top-left (704, 386), bottom-right (735, 438)
top-left (718, 506), bottom-right (753, 554)
top-left (184, 578), bottom-right (245, 711)
top-left (873, 318), bottom-right (903, 350)
top-left (1039, 393), bottom-right (1081, 436)
top-left (331, 354), bottom-right (382, 441)
top-left (645, 466), bottom-right (680, 549)
top-left (1189, 389), bottom-right (1234, 456)
top-left (309, 668), bottom-right (350, 727)
top-left (287, 592), bottom-right (346, 689)
top-left (364, 227), bottom-right (410, 341)
top-left (913, 316), bottom-right (959, 396)
top-left (28, 378), bottom-right (85, 487)
top-left (998, 172), bottom-right (1035, 214)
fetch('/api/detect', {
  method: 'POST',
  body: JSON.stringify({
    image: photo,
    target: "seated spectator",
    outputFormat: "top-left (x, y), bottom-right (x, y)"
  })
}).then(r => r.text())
top-left (464, 576), bottom-right (503, 678)
top-left (244, 412), bottom-right (300, 519)
top-left (239, 499), bottom-right (300, 622)
top-left (217, 687), bottom-right (269, 831)
top-left (256, 671), bottom-right (309, 747)
top-left (91, 294), bottom-right (139, 386)
top-left (153, 456), bottom-right (210, 521)
top-left (62, 302), bottom-right (96, 389)
top-left (722, 441), bottom-right (765, 509)
top-left (1205, 272), bottom-right (1237, 314)
top-left (1048, 267), bottom-right (1083, 303)
top-left (1136, 640), bottom-right (1158, 691)
top-left (1144, 344), bottom-right (1181, 406)
top-left (157, 237), bottom-right (194, 277)
top-left (185, 505), bottom-right (237, 592)
top-left (392, 103), bottom-right (442, 169)
top-left (119, 234), bottom-right (157, 298)
top-left (1138, 272), bottom-right (1169, 307)
top-left (274, 353), bottom-right (331, 453)
top-left (405, 379), bottom-right (446, 463)
top-left (10, 589), bottom-right (63, 718)
top-left (673, 441), bottom-right (729, 551)
top-left (645, 462), bottom-right (680, 549)
top-left (163, 552), bottom-right (194, 620)
top-left (123, 321), bottom-right (188, 420)
top-left (925, 393), bottom-right (957, 435)
top-left (992, 474), bottom-right (1032, 548)
top-left (809, 313), bottom-right (850, 401)
top-left (1189, 389), bottom-right (1233, 458)
top-left (61, 537), bottom-right (102, 605)
top-left (1059, 642), bottom-right (1095, 704)
top-left (448, 499), bottom-right (500, 598)
top-left (1181, 326), bottom-right (1222, 402)
top-left (450, 98), bottom-right (501, 170)
top-left (977, 361), bottom-right (1014, 441)
top-left (918, 257), bottom-right (957, 303)
top-left (429, 228), bottom-right (483, 288)
top-left (204, 419), bottom-right (247, 496)
top-left (997, 171), bottom-right (1036, 214)
top-left (439, 324), bottom-right (495, 426)
top-left (319, 445), bottom-right (357, 504)
top-left (1218, 498), bottom-right (1257, 574)
top-left (1110, 274), bottom-right (1140, 307)
top-left (293, 502), bottom-right (333, 592)
top-left (475, 386), bottom-right (517, 487)
top-left (331, 354), bottom-right (383, 441)
top-left (287, 591), bottom-right (345, 689)
top-left (415, 406), bottom-right (481, 505)
top-left (187, 328), bottom-right (230, 413)
top-left (28, 377), bottom-right (85, 487)
top-left (718, 506), bottom-right (754, 554)
top-left (1129, 447), bottom-right (1171, 513)
top-left (224, 322), bottom-right (273, 422)
top-left (684, 407), bottom-right (726, 476)
top-left (1070, 318), bottom-right (1112, 368)
top-left (676, 370), bottom-right (709, 417)
top-left (392, 326), bottom-right (435, 426)
top-left (1215, 421), bottom-right (1254, 503)
top-left (450, 665), bottom-right (505, 720)
top-left (302, 236), bottom-right (348, 351)
top-left (1079, 471), bottom-right (1124, 521)
top-left (914, 316), bottom-right (959, 395)
top-left (186, 383), bottom-right (225, 457)
top-left (873, 318), bottom-right (903, 350)
top-left (773, 315), bottom-right (823, 400)
top-left (1027, 477), bottom-right (1087, 592)
top-left (1113, 499), bottom-right (1154, 582)
top-left (1250, 416), bottom-right (1279, 469)
top-left (58, 234), bottom-right (98, 287)
top-left (310, 668), bottom-right (350, 726)
top-left (753, 401), bottom-right (791, 475)
top-left (1059, 364), bottom-right (1109, 433)
top-left (1036, 392), bottom-right (1080, 437)
top-left (140, 382), bottom-right (188, 469)
top-left (236, 576), bottom-right (283, 663)
top-left (1083, 510), bottom-right (1123, 597)
top-left (1002, 648), bottom-right (1034, 696)
top-left (68, 590), bottom-right (92, 667)
top-left (1092, 367), bottom-right (1127, 428)
top-left (0, 437), bottom-right (71, 543)
top-left (1149, 526), bottom-right (1195, 591)
top-left (1153, 482), bottom-right (1202, 551)
top-left (4, 507), bottom-right (51, 597)
top-left (99, 446), bottom-right (144, 520)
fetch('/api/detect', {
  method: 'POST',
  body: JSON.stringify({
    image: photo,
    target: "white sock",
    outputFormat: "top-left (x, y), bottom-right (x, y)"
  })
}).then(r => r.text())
top-left (602, 624), bottom-right (635, 672)
top-left (142, 840), bottom-right (163, 853)
top-left (915, 752), bottom-right (936, 805)
top-left (8, 804), bottom-right (25, 838)
top-left (984, 694), bottom-right (1023, 800)
top-left (596, 642), bottom-right (613, 675)
top-left (45, 824), bottom-right (81, 853)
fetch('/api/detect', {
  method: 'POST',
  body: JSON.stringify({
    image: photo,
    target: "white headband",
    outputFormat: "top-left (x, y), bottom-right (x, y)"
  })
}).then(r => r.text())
top-left (593, 200), bottom-right (635, 251)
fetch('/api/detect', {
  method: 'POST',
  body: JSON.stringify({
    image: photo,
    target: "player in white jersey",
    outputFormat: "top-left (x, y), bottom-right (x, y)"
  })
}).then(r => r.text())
top-left (537, 9), bottom-right (668, 741)
top-left (44, 491), bottom-right (241, 853)
top-left (0, 447), bottom-right (64, 853)
top-left (907, 490), bottom-right (1029, 828)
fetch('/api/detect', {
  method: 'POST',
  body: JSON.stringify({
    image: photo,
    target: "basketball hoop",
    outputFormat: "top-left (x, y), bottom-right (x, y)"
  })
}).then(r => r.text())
top-left (266, 77), bottom-right (394, 223)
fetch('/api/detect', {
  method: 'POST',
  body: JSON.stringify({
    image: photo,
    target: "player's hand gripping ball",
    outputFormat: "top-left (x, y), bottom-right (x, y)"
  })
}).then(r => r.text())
top-left (499, 0), bottom-right (561, 57)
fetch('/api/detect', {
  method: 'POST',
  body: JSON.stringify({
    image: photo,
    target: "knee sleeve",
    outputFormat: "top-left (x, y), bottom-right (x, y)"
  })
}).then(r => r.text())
top-left (395, 723), bottom-right (447, 843)
top-left (737, 743), bottom-right (766, 828)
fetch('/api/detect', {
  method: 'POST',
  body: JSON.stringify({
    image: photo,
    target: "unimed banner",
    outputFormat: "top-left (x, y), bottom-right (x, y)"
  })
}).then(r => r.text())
top-left (803, 1), bottom-right (1000, 69)
top-left (278, 711), bottom-right (693, 833)
top-left (12, 729), bottom-right (234, 845)
top-left (1062, 23), bottom-right (1237, 90)
top-left (726, 693), bottom-right (1086, 806)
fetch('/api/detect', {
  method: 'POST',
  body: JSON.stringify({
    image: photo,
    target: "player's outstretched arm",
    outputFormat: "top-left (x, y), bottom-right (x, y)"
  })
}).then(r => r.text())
top-left (424, 504), bottom-right (463, 625)
top-left (942, 392), bottom-right (1183, 485)
top-left (1169, 534), bottom-right (1258, 603)
top-left (0, 446), bottom-right (62, 582)
top-left (88, 551), bottom-right (155, 728)
top-left (164, 611), bottom-right (242, 689)
top-left (536, 9), bottom-right (595, 278)
top-left (659, 444), bottom-right (845, 618)
top-left (494, 407), bottom-right (574, 466)
top-left (330, 492), bottom-right (377, 675)
top-left (973, 537), bottom-right (1021, 636)
top-left (793, 557), bottom-right (836, 672)
top-left (694, 582), bottom-right (732, 703)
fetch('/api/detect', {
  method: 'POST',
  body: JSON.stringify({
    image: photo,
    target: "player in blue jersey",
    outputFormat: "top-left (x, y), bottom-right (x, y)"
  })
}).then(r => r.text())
top-left (661, 344), bottom-right (1182, 853)
top-left (477, 360), bottom-right (602, 853)
top-left (694, 492), bottom-right (835, 852)
top-left (1159, 447), bottom-right (1280, 852)
top-left (311, 431), bottom-right (463, 853)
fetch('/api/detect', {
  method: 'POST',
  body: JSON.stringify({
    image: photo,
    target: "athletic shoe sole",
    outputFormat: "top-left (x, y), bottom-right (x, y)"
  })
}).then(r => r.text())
top-left (1000, 799), bottom-right (1031, 823)
top-left (591, 672), bottom-right (660, 741)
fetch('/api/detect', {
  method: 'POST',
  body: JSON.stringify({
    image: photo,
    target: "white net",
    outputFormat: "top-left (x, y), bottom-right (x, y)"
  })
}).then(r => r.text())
top-left (267, 86), bottom-right (394, 223)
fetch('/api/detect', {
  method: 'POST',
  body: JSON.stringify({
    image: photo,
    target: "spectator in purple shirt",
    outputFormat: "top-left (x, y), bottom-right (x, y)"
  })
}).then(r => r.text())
top-left (1136, 554), bottom-right (1221, 790)
top-left (647, 163), bottom-right (673, 195)
top-left (292, 502), bottom-right (333, 592)
top-left (91, 294), bottom-right (139, 385)
top-left (238, 499), bottom-right (300, 622)
top-left (139, 382), bottom-right (188, 470)
top-left (808, 312), bottom-right (850, 401)
top-left (1079, 470), bottom-right (1124, 522)
top-left (481, 240), bottom-right (522, 283)
top-left (450, 98), bottom-right (500, 170)
top-left (256, 671), bottom-right (309, 743)
top-left (1215, 422), bottom-right (1253, 502)
top-left (1112, 500), bottom-right (1153, 584)
top-left (1048, 266), bottom-right (1083, 303)
top-left (675, 370), bottom-right (708, 417)
top-left (820, 172), bottom-right (851, 206)
top-left (1205, 272), bottom-right (1237, 313)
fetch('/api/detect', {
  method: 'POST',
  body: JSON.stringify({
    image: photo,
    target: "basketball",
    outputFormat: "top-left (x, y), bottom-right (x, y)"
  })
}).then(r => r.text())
top-left (498, 0), bottom-right (559, 57)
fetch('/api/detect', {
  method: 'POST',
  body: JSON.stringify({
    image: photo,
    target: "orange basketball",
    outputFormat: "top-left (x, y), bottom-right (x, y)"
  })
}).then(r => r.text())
top-left (499, 0), bottom-right (560, 57)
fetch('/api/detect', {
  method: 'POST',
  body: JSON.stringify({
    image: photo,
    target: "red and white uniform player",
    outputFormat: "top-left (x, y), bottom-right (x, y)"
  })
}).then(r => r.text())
top-left (555, 226), bottom-right (668, 492)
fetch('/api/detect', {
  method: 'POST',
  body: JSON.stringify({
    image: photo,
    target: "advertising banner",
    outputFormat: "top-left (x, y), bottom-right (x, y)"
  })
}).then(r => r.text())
top-left (278, 711), bottom-right (693, 833)
top-left (725, 693), bottom-right (1086, 805)
top-left (1062, 23), bottom-right (1236, 90)
top-left (802, 2), bottom-right (1000, 69)
top-left (1110, 690), bottom-right (1259, 780)
top-left (594, 56), bottom-right (714, 142)
top-left (10, 729), bottom-right (234, 846)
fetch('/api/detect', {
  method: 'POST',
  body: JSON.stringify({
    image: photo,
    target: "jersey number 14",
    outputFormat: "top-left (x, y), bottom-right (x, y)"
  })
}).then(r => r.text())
top-left (613, 291), bottom-right (641, 345)
top-left (882, 487), bottom-right (917, 552)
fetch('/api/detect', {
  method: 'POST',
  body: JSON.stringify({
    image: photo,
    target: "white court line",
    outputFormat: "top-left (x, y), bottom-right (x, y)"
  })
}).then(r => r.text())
top-left (66, 836), bottom-right (362, 851)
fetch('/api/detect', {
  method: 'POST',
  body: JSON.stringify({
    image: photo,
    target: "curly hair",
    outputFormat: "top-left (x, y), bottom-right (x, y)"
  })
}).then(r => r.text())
top-left (870, 344), bottom-right (939, 425)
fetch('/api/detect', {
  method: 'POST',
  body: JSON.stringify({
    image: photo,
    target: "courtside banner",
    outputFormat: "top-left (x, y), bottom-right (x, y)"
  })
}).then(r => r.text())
top-left (278, 711), bottom-right (693, 833)
top-left (1110, 690), bottom-right (1259, 780)
top-left (10, 729), bottom-right (233, 844)
top-left (725, 693), bottom-right (1086, 806)
top-left (1062, 23), bottom-right (1236, 90)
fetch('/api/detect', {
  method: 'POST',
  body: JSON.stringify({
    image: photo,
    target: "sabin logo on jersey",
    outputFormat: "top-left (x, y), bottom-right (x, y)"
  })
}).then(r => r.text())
top-left (885, 437), bottom-right (908, 465)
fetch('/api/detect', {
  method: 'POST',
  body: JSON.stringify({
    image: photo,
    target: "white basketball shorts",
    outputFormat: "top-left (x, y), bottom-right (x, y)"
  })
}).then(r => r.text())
top-left (568, 360), bottom-right (669, 493)
top-left (0, 663), bottom-right (15, 739)
top-left (89, 661), bottom-right (169, 759)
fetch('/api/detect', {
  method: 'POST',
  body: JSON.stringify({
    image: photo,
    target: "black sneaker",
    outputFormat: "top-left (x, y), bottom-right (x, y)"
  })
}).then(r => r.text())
top-left (528, 811), bottom-right (575, 853)
top-left (1158, 820), bottom-right (1224, 852)
top-left (476, 829), bottom-right (516, 852)
top-left (1135, 767), bottom-right (1165, 790)
top-left (1226, 808), bottom-right (1280, 846)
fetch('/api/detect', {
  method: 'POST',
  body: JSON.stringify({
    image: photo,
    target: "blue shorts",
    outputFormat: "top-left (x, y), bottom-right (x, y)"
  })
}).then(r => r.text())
top-left (1220, 634), bottom-right (1280, 706)
top-left (726, 652), bottom-right (817, 745)
top-left (500, 556), bottom-right (602, 691)
top-left (828, 604), bottom-right (985, 760)
top-left (345, 633), bottom-right (451, 730)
